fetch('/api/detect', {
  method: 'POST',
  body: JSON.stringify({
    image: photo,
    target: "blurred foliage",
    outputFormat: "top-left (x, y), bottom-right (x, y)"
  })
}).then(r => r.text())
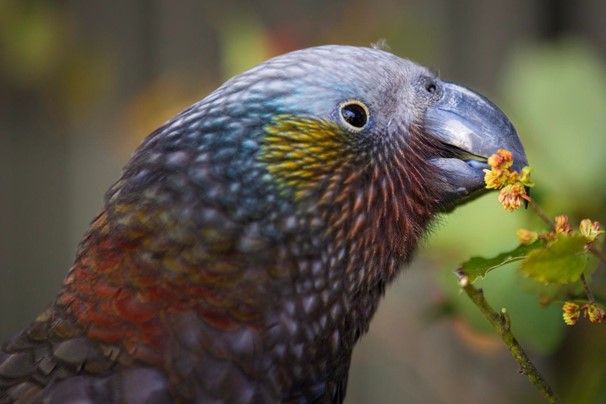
top-left (220, 13), bottom-right (273, 79)
top-left (0, 1), bottom-right (65, 86)
top-left (119, 77), bottom-right (203, 152)
top-left (0, 0), bottom-right (112, 124)
top-left (501, 39), bottom-right (606, 216)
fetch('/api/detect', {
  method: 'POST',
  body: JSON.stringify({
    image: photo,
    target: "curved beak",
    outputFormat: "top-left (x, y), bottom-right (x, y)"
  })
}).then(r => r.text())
top-left (423, 81), bottom-right (528, 207)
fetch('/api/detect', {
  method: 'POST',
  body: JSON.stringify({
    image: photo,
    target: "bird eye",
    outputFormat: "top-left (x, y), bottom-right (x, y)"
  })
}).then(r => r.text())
top-left (339, 100), bottom-right (369, 131)
top-left (425, 82), bottom-right (437, 93)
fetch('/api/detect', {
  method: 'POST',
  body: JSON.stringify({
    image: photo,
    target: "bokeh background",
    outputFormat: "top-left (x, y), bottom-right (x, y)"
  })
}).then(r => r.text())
top-left (2, 1), bottom-right (606, 402)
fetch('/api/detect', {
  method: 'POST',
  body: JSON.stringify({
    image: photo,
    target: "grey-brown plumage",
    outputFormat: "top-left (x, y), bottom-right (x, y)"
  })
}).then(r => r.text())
top-left (0, 45), bottom-right (526, 403)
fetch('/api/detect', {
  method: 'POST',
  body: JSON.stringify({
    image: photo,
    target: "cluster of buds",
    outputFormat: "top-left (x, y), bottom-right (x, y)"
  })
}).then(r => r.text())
top-left (484, 149), bottom-right (534, 211)
top-left (516, 215), bottom-right (603, 246)
top-left (485, 149), bottom-right (606, 328)
top-left (562, 301), bottom-right (606, 325)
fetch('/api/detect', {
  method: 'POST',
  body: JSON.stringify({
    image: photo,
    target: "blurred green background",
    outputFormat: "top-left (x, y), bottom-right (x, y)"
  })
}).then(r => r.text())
top-left (2, 1), bottom-right (606, 402)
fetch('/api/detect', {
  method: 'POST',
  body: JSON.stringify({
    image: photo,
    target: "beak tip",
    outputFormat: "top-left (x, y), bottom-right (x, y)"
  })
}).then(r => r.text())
top-left (425, 81), bottom-right (529, 208)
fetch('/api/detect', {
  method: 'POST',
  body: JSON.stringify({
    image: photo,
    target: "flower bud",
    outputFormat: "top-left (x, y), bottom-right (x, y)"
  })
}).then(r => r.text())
top-left (516, 228), bottom-right (538, 245)
top-left (498, 183), bottom-right (526, 211)
top-left (487, 149), bottom-right (513, 170)
top-left (554, 215), bottom-right (571, 235)
top-left (519, 166), bottom-right (534, 187)
top-left (586, 303), bottom-right (606, 323)
top-left (579, 219), bottom-right (604, 242)
top-left (562, 301), bottom-right (581, 326)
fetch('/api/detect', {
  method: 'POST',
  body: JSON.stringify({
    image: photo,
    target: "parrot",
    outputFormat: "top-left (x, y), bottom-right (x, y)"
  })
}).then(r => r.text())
top-left (0, 45), bottom-right (527, 403)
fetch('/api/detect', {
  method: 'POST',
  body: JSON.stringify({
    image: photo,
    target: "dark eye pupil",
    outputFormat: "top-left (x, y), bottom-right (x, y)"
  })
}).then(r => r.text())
top-left (426, 83), bottom-right (437, 93)
top-left (341, 103), bottom-right (367, 128)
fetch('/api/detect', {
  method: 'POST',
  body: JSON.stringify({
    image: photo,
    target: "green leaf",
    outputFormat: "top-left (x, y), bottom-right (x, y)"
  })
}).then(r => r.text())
top-left (460, 241), bottom-right (543, 283)
top-left (520, 235), bottom-right (589, 284)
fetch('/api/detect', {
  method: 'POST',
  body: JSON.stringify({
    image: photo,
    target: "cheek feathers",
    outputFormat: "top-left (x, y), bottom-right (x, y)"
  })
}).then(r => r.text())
top-left (258, 115), bottom-right (355, 200)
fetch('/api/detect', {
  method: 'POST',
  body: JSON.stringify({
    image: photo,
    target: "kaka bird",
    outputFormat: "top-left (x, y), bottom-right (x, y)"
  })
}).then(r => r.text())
top-left (0, 45), bottom-right (526, 403)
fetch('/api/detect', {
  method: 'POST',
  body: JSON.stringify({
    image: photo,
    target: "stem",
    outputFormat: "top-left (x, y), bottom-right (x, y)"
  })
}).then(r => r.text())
top-left (524, 196), bottom-right (553, 229)
top-left (580, 273), bottom-right (596, 303)
top-left (455, 269), bottom-right (559, 403)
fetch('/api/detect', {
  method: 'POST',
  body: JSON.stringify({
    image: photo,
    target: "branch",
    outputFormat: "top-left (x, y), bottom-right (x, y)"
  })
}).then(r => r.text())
top-left (455, 269), bottom-right (559, 403)
top-left (525, 196), bottom-right (553, 229)
top-left (580, 274), bottom-right (596, 303)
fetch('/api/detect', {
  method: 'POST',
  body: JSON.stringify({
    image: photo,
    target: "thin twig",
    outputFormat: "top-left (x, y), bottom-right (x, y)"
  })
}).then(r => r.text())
top-left (524, 196), bottom-right (553, 229)
top-left (455, 269), bottom-right (559, 403)
top-left (580, 274), bottom-right (596, 303)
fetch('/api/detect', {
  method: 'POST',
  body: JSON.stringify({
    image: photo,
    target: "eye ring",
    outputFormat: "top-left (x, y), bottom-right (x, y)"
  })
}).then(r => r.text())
top-left (338, 100), bottom-right (370, 131)
top-left (425, 82), bottom-right (437, 93)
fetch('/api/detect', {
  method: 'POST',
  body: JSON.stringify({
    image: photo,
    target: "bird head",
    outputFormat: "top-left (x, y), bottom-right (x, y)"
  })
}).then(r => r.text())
top-left (226, 45), bottom-right (527, 209)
